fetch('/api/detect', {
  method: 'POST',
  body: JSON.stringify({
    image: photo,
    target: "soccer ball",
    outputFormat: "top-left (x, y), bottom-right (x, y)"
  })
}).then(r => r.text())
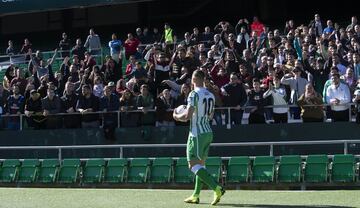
top-left (173, 105), bottom-right (187, 122)
top-left (174, 104), bottom-right (187, 115)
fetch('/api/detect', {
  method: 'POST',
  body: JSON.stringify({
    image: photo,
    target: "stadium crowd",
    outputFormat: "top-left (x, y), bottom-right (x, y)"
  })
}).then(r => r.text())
top-left (1, 14), bottom-right (360, 137)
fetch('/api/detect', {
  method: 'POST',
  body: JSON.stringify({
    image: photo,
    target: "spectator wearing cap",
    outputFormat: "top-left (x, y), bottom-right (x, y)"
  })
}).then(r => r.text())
top-left (221, 73), bottom-right (247, 125)
top-left (326, 73), bottom-right (351, 122)
top-left (100, 86), bottom-right (120, 141)
top-left (41, 88), bottom-right (61, 129)
top-left (61, 82), bottom-right (80, 128)
top-left (76, 85), bottom-right (100, 128)
top-left (25, 89), bottom-right (45, 129)
top-left (108, 33), bottom-right (122, 64)
top-left (281, 67), bottom-right (309, 119)
top-left (84, 28), bottom-right (102, 55)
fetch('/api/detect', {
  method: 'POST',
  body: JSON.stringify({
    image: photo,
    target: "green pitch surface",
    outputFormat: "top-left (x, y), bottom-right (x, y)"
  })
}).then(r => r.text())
top-left (0, 188), bottom-right (359, 208)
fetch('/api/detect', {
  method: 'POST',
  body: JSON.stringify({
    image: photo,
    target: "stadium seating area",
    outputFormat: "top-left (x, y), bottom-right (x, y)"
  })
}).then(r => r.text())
top-left (0, 155), bottom-right (359, 186)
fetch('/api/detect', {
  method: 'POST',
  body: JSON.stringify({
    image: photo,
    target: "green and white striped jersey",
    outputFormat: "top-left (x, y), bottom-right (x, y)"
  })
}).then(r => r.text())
top-left (187, 87), bottom-right (215, 137)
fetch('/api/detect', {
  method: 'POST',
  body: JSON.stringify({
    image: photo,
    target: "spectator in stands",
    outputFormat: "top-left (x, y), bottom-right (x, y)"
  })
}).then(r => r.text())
top-left (72, 38), bottom-right (86, 61)
top-left (284, 20), bottom-right (296, 35)
top-left (20, 38), bottom-right (32, 60)
top-left (162, 23), bottom-right (177, 54)
top-left (135, 28), bottom-right (145, 43)
top-left (323, 20), bottom-right (334, 35)
top-left (25, 89), bottom-right (45, 129)
top-left (100, 86), bottom-right (120, 141)
top-left (247, 78), bottom-right (266, 124)
top-left (210, 60), bottom-right (230, 89)
top-left (82, 51), bottom-right (97, 71)
top-left (119, 89), bottom-right (138, 127)
top-left (326, 73), bottom-right (351, 122)
top-left (136, 84), bottom-right (154, 126)
top-left (5, 85), bottom-right (25, 130)
top-left (60, 56), bottom-right (71, 82)
top-left (152, 27), bottom-right (162, 43)
top-left (180, 32), bottom-right (196, 49)
top-left (124, 33), bottom-right (140, 60)
top-left (9, 68), bottom-right (27, 95)
top-left (263, 76), bottom-right (288, 123)
top-left (309, 14), bottom-right (323, 37)
top-left (0, 85), bottom-right (10, 129)
top-left (152, 52), bottom-right (173, 93)
top-left (116, 79), bottom-right (127, 96)
top-left (32, 49), bottom-right (57, 83)
top-left (155, 88), bottom-right (175, 127)
top-left (76, 84), bottom-right (100, 128)
top-left (61, 82), bottom-right (80, 128)
top-left (297, 83), bottom-right (324, 122)
top-left (59, 32), bottom-right (71, 57)
top-left (3, 65), bottom-right (15, 91)
top-left (250, 16), bottom-right (265, 37)
top-left (353, 87), bottom-right (360, 123)
top-left (125, 55), bottom-right (137, 78)
top-left (93, 76), bottom-right (104, 98)
top-left (221, 73), bottom-right (247, 125)
top-left (142, 27), bottom-right (153, 44)
top-left (353, 53), bottom-right (360, 80)
top-left (281, 67), bottom-right (308, 119)
top-left (235, 25), bottom-right (250, 55)
top-left (202, 26), bottom-right (214, 47)
top-left (6, 40), bottom-right (15, 56)
top-left (108, 33), bottom-right (122, 64)
top-left (84, 28), bottom-right (101, 55)
top-left (42, 88), bottom-right (61, 129)
top-left (103, 58), bottom-right (122, 84)
top-left (341, 67), bottom-right (357, 93)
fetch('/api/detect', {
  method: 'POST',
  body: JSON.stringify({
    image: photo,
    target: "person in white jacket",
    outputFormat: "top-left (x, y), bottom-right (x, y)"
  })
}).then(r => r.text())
top-left (263, 76), bottom-right (288, 123)
top-left (326, 73), bottom-right (351, 122)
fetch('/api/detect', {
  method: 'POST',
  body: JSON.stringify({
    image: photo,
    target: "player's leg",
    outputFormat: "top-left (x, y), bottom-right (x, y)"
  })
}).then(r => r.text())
top-left (187, 134), bottom-right (223, 198)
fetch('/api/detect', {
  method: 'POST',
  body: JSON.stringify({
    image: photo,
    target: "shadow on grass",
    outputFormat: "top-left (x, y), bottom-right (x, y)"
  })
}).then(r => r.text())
top-left (213, 204), bottom-right (356, 208)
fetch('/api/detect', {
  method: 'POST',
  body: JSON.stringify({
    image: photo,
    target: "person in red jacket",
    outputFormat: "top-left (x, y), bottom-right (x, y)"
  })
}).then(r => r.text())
top-left (250, 16), bottom-right (265, 37)
top-left (124, 33), bottom-right (140, 60)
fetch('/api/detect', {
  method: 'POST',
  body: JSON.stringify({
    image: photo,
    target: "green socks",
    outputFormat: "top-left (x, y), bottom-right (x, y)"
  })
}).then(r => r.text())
top-left (192, 176), bottom-right (203, 197)
top-left (195, 167), bottom-right (218, 191)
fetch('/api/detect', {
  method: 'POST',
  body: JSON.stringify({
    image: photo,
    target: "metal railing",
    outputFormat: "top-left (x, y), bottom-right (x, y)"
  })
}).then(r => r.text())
top-left (0, 139), bottom-right (359, 161)
top-left (0, 102), bottom-right (358, 130)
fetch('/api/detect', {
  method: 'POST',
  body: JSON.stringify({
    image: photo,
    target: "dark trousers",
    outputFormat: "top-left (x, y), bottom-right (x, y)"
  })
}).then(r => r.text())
top-left (290, 107), bottom-right (301, 119)
top-left (248, 113), bottom-right (266, 124)
top-left (332, 110), bottom-right (349, 122)
top-left (225, 109), bottom-right (243, 125)
top-left (273, 113), bottom-right (288, 123)
top-left (302, 117), bottom-right (323, 122)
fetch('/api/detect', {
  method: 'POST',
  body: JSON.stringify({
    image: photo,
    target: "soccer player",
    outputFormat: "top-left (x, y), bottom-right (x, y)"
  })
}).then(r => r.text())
top-left (173, 70), bottom-right (225, 205)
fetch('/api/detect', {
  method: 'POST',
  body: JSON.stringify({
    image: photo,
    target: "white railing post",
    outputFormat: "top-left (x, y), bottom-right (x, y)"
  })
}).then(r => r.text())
top-left (58, 148), bottom-right (62, 161)
top-left (227, 108), bottom-right (231, 129)
top-left (270, 144), bottom-right (274, 156)
top-left (120, 147), bottom-right (123, 158)
top-left (344, 141), bottom-right (348, 154)
top-left (19, 114), bottom-right (23, 131)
